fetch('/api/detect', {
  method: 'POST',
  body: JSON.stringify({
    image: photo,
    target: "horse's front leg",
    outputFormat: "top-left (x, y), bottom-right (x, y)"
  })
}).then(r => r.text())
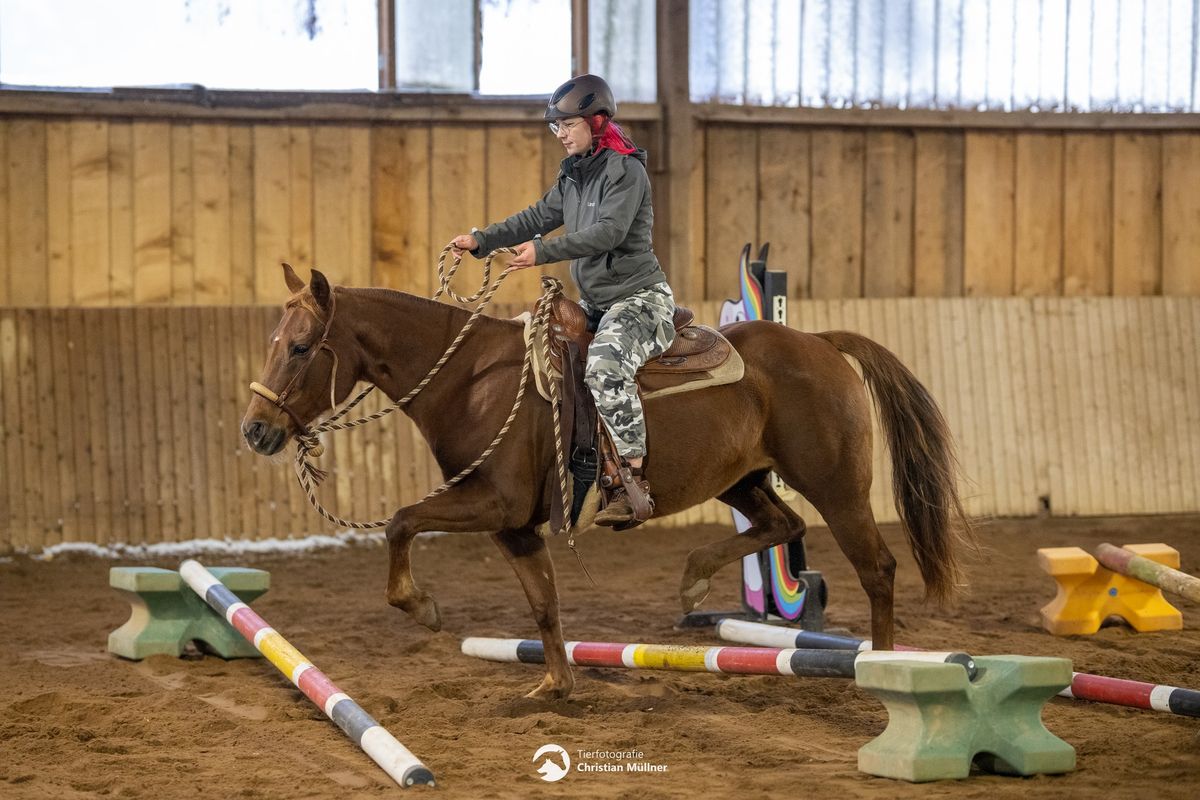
top-left (491, 527), bottom-right (574, 701)
top-left (385, 483), bottom-right (505, 631)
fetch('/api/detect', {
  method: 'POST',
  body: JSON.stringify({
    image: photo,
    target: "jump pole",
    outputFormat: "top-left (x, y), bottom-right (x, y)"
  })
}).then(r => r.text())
top-left (717, 619), bottom-right (1200, 719)
top-left (461, 637), bottom-right (977, 679)
top-left (1095, 542), bottom-right (1200, 604)
top-left (179, 560), bottom-right (435, 788)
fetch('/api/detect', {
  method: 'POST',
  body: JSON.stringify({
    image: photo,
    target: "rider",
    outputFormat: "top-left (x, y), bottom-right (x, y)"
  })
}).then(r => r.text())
top-left (450, 74), bottom-right (675, 526)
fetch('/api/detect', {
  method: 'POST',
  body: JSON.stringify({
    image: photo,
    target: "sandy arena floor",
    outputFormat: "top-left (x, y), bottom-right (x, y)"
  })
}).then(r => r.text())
top-left (1, 514), bottom-right (1199, 799)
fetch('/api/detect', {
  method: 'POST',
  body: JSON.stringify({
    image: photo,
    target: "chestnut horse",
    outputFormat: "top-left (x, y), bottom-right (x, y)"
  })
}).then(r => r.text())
top-left (242, 265), bottom-right (972, 699)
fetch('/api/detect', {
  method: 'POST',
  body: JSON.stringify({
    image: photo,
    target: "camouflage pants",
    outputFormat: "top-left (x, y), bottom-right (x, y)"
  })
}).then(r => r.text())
top-left (581, 282), bottom-right (676, 459)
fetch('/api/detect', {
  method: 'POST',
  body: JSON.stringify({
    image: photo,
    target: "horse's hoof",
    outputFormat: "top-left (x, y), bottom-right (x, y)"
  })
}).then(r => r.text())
top-left (524, 673), bottom-right (573, 701)
top-left (679, 578), bottom-right (710, 613)
top-left (411, 593), bottom-right (443, 632)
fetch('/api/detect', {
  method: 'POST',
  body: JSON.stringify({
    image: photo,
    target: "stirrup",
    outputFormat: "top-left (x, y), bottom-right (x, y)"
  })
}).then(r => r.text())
top-left (616, 465), bottom-right (654, 522)
top-left (594, 464), bottom-right (653, 529)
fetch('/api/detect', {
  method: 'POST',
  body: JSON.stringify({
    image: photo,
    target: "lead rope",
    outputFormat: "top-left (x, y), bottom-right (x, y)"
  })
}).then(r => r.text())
top-left (296, 243), bottom-right (505, 444)
top-left (533, 277), bottom-right (593, 579)
top-left (291, 249), bottom-right (574, 543)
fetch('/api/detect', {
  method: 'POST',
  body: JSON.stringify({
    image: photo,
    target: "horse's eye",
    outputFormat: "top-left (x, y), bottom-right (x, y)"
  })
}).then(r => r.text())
top-left (291, 343), bottom-right (310, 357)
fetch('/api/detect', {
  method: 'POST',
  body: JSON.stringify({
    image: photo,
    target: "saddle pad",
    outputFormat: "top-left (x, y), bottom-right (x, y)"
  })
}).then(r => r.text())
top-left (518, 313), bottom-right (745, 403)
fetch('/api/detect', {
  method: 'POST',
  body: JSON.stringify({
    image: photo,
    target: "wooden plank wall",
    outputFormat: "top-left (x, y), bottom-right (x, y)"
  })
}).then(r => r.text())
top-left (699, 125), bottom-right (1200, 302)
top-left (1, 298), bottom-right (1197, 552)
top-left (2, 117), bottom-right (1199, 306)
top-left (0, 117), bottom-right (644, 307)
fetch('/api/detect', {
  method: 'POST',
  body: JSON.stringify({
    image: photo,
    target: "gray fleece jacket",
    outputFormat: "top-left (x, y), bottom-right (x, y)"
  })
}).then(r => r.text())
top-left (470, 147), bottom-right (668, 309)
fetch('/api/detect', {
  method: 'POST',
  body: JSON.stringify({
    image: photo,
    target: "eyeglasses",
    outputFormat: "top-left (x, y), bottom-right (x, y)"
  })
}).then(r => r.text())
top-left (548, 118), bottom-right (584, 136)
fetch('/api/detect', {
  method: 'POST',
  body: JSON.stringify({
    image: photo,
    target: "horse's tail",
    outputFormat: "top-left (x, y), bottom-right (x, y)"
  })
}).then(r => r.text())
top-left (815, 330), bottom-right (974, 604)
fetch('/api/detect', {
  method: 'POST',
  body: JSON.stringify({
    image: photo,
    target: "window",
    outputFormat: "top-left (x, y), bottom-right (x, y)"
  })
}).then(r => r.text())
top-left (479, 0), bottom-right (572, 94)
top-left (395, 0), bottom-right (476, 91)
top-left (0, 0), bottom-right (378, 91)
top-left (1, 0), bottom-right (658, 101)
top-left (395, 0), bottom-right (655, 100)
top-left (396, 0), bottom-right (573, 95)
top-left (590, 0), bottom-right (657, 103)
top-left (690, 0), bottom-right (1200, 112)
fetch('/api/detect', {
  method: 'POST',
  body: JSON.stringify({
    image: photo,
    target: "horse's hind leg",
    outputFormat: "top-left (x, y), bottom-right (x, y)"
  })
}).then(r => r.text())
top-left (814, 499), bottom-right (897, 650)
top-left (491, 527), bottom-right (574, 700)
top-left (679, 472), bottom-right (806, 613)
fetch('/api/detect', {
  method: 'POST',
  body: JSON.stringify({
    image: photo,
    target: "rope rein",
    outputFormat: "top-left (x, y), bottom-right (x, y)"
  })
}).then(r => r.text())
top-left (287, 246), bottom-right (572, 535)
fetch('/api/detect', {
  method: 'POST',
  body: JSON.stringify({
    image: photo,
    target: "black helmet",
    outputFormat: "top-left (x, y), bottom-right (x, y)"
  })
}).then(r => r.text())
top-left (544, 74), bottom-right (616, 121)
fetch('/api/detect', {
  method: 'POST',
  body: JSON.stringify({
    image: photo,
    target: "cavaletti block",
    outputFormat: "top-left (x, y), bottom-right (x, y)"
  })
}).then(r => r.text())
top-left (856, 656), bottom-right (1076, 782)
top-left (108, 565), bottom-right (269, 660)
top-left (1038, 544), bottom-right (1183, 635)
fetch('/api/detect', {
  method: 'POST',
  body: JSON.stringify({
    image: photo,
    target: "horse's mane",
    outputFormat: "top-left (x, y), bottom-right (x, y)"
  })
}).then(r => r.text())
top-left (286, 284), bottom-right (524, 331)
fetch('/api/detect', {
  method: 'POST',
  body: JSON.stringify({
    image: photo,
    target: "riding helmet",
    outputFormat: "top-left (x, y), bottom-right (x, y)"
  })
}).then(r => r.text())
top-left (544, 74), bottom-right (616, 121)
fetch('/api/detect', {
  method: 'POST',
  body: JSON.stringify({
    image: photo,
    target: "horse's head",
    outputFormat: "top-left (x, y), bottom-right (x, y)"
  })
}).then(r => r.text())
top-left (242, 264), bottom-right (357, 456)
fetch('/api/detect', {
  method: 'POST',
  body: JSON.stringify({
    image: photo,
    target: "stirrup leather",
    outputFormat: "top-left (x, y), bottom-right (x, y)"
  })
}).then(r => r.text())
top-left (614, 465), bottom-right (654, 522)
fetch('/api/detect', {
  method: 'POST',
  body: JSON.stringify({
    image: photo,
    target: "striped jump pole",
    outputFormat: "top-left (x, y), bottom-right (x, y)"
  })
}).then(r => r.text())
top-left (461, 637), bottom-right (977, 679)
top-left (717, 619), bottom-right (1200, 719)
top-left (1095, 543), bottom-right (1200, 604)
top-left (1060, 672), bottom-right (1200, 718)
top-left (716, 618), bottom-right (924, 652)
top-left (179, 560), bottom-right (434, 789)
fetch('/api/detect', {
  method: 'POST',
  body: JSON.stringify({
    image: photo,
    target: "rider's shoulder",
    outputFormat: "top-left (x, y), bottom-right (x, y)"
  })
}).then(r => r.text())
top-left (604, 151), bottom-right (646, 183)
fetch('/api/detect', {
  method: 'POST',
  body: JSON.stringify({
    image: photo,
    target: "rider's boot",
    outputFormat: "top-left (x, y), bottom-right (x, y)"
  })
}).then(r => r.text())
top-left (594, 463), bottom-right (653, 528)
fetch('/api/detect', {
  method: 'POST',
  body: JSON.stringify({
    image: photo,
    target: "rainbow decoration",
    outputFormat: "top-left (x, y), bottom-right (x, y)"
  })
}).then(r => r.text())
top-left (733, 248), bottom-right (808, 620)
top-left (717, 619), bottom-right (1200, 719)
top-left (461, 637), bottom-right (977, 679)
top-left (734, 253), bottom-right (770, 616)
top-left (179, 560), bottom-right (435, 788)
top-left (766, 547), bottom-right (807, 617)
top-left (738, 255), bottom-right (765, 321)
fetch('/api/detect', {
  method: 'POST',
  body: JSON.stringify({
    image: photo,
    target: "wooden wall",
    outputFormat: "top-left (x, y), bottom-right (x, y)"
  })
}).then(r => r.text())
top-left (2, 298), bottom-right (1197, 554)
top-left (699, 125), bottom-right (1200, 302)
top-left (0, 117), bottom-right (652, 308)
top-left (1, 107), bottom-right (1197, 550)
top-left (2, 116), bottom-right (1198, 307)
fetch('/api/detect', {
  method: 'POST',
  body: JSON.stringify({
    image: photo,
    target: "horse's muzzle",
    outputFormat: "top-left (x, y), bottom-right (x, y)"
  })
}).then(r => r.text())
top-left (243, 419), bottom-right (287, 456)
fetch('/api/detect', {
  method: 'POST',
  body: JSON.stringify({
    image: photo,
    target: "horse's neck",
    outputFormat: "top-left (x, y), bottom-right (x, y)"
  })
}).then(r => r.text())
top-left (337, 287), bottom-right (518, 421)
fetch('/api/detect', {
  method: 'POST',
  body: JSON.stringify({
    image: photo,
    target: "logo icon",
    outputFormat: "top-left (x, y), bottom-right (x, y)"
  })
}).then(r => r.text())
top-left (532, 744), bottom-right (571, 782)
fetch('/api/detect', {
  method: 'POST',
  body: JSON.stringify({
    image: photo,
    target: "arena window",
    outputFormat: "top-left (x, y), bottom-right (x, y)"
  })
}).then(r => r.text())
top-left (0, 0), bottom-right (656, 102)
top-left (690, 0), bottom-right (1200, 113)
top-left (0, 0), bottom-right (379, 91)
top-left (397, 0), bottom-right (655, 101)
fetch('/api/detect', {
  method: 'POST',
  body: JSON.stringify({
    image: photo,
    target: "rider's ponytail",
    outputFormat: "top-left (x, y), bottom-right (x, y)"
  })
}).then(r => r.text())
top-left (589, 115), bottom-right (636, 155)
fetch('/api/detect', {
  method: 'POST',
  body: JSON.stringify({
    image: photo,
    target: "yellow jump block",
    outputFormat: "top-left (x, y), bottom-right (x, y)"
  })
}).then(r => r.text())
top-left (1038, 543), bottom-right (1183, 635)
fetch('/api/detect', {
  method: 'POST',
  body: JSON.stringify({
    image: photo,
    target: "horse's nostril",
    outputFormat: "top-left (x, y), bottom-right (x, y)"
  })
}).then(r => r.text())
top-left (244, 421), bottom-right (264, 444)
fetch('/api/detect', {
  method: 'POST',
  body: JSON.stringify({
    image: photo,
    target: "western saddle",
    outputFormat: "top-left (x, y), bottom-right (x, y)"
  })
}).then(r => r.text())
top-left (541, 292), bottom-right (740, 534)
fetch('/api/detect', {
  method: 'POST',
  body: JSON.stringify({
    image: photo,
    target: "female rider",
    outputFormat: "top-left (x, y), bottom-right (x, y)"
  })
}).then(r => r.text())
top-left (450, 74), bottom-right (675, 526)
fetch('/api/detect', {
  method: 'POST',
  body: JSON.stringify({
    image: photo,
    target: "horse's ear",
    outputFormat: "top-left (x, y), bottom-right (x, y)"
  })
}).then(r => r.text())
top-left (310, 269), bottom-right (332, 311)
top-left (282, 262), bottom-right (305, 294)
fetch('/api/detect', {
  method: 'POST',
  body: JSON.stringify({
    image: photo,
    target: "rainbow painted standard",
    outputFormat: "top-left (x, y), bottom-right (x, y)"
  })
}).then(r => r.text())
top-left (461, 636), bottom-right (978, 679)
top-left (179, 559), bottom-right (434, 789)
top-left (717, 243), bottom-right (823, 625)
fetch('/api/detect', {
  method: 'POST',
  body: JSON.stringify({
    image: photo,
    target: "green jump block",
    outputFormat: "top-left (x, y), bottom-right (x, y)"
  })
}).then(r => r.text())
top-left (108, 566), bottom-right (270, 660)
top-left (856, 655), bottom-right (1076, 782)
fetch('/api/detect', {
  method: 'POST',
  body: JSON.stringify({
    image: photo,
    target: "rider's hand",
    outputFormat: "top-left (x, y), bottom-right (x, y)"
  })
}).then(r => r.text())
top-left (449, 234), bottom-right (478, 258)
top-left (507, 241), bottom-right (537, 269)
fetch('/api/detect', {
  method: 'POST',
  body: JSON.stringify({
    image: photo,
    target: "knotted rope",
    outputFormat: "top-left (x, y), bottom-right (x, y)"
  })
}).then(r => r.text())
top-left (289, 248), bottom-right (572, 537)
